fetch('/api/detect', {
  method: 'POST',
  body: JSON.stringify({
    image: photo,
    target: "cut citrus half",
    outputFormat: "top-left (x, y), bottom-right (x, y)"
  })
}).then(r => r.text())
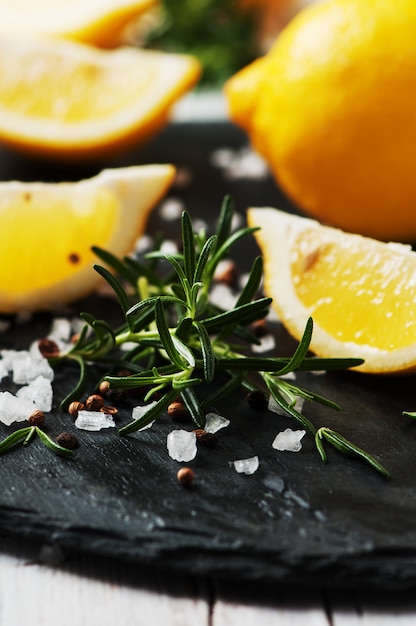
top-left (0, 0), bottom-right (158, 48)
top-left (248, 207), bottom-right (416, 374)
top-left (0, 37), bottom-right (201, 160)
top-left (0, 164), bottom-right (175, 314)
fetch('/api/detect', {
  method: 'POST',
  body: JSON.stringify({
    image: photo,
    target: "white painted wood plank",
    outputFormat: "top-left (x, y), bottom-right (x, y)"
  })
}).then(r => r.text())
top-left (212, 583), bottom-right (330, 626)
top-left (212, 600), bottom-right (330, 626)
top-left (0, 550), bottom-right (209, 626)
top-left (331, 589), bottom-right (416, 625)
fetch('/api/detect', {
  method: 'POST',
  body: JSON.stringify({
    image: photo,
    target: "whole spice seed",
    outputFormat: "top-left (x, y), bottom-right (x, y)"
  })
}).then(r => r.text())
top-left (193, 429), bottom-right (218, 447)
top-left (168, 401), bottom-right (189, 421)
top-left (98, 380), bottom-right (110, 396)
top-left (27, 410), bottom-right (45, 427)
top-left (245, 390), bottom-right (268, 412)
top-left (100, 406), bottom-right (118, 415)
top-left (37, 338), bottom-right (60, 359)
top-left (85, 394), bottom-right (104, 411)
top-left (177, 467), bottom-right (195, 485)
top-left (249, 318), bottom-right (269, 338)
top-left (68, 401), bottom-right (85, 417)
top-left (56, 432), bottom-right (79, 450)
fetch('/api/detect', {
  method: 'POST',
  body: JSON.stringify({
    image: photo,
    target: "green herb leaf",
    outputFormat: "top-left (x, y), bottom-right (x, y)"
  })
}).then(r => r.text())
top-left (0, 427), bottom-right (33, 454)
top-left (35, 427), bottom-right (74, 458)
top-left (119, 388), bottom-right (178, 436)
top-left (181, 210), bottom-right (196, 282)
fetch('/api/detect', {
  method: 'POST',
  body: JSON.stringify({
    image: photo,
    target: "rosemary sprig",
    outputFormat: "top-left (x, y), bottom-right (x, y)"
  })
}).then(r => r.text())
top-left (46, 197), bottom-right (388, 477)
top-left (0, 425), bottom-right (73, 458)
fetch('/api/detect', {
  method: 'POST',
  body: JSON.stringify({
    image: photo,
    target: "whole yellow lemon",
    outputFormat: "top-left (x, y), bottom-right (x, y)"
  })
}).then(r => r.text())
top-left (225, 0), bottom-right (416, 242)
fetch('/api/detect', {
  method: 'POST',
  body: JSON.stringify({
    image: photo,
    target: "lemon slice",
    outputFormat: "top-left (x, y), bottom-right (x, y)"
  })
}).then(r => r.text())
top-left (0, 37), bottom-right (201, 160)
top-left (0, 0), bottom-right (157, 48)
top-left (248, 207), bottom-right (416, 374)
top-left (0, 164), bottom-right (175, 313)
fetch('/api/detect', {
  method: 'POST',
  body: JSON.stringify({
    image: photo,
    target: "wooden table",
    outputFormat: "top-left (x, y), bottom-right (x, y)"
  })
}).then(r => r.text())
top-left (1, 536), bottom-right (414, 625)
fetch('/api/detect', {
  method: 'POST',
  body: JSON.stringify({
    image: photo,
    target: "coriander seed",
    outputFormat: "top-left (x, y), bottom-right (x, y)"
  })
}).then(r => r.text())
top-left (27, 410), bottom-right (45, 427)
top-left (177, 467), bottom-right (195, 485)
top-left (98, 380), bottom-right (110, 396)
top-left (68, 401), bottom-right (85, 417)
top-left (56, 432), bottom-right (79, 450)
top-left (37, 338), bottom-right (60, 359)
top-left (193, 429), bottom-right (218, 447)
top-left (168, 401), bottom-right (189, 421)
top-left (85, 394), bottom-right (104, 411)
top-left (100, 406), bottom-right (118, 415)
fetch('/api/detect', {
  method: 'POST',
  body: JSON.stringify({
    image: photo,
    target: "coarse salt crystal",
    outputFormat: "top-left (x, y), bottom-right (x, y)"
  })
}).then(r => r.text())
top-left (268, 394), bottom-right (304, 416)
top-left (0, 361), bottom-right (8, 382)
top-left (204, 412), bottom-right (230, 434)
top-left (47, 317), bottom-right (73, 351)
top-left (16, 375), bottom-right (53, 412)
top-left (233, 456), bottom-right (259, 475)
top-left (167, 429), bottom-right (197, 462)
top-left (272, 428), bottom-right (306, 453)
top-left (75, 410), bottom-right (116, 431)
top-left (10, 347), bottom-right (54, 385)
top-left (208, 283), bottom-right (238, 310)
top-left (0, 391), bottom-right (35, 426)
top-left (251, 334), bottom-right (276, 354)
top-left (159, 197), bottom-right (184, 221)
top-left (132, 401), bottom-right (157, 430)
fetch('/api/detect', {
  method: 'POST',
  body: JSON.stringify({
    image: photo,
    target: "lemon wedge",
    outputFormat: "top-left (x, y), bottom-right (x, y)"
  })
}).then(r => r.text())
top-left (0, 0), bottom-right (157, 48)
top-left (0, 37), bottom-right (201, 160)
top-left (0, 164), bottom-right (175, 313)
top-left (248, 207), bottom-right (416, 374)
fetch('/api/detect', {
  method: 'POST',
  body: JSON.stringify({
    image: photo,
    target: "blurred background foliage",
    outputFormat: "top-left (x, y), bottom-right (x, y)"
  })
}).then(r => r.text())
top-left (140, 0), bottom-right (259, 86)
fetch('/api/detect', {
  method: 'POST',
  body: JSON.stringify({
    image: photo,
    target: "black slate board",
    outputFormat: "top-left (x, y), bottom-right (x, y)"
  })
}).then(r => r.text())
top-left (1, 122), bottom-right (416, 590)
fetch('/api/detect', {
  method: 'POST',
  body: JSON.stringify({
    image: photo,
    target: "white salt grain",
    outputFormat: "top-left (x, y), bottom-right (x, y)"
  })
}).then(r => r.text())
top-left (211, 146), bottom-right (269, 180)
top-left (233, 456), bottom-right (259, 475)
top-left (9, 346), bottom-right (54, 385)
top-left (167, 430), bottom-right (197, 462)
top-left (134, 234), bottom-right (154, 253)
top-left (16, 375), bottom-right (53, 412)
top-left (208, 283), bottom-right (238, 310)
top-left (272, 428), bottom-right (306, 453)
top-left (75, 410), bottom-right (116, 431)
top-left (132, 401), bottom-right (157, 430)
top-left (48, 317), bottom-right (72, 343)
top-left (204, 412), bottom-right (230, 434)
top-left (268, 394), bottom-right (304, 416)
top-left (160, 240), bottom-right (178, 255)
top-left (159, 197), bottom-right (184, 221)
top-left (0, 391), bottom-right (35, 426)
top-left (0, 361), bottom-right (8, 381)
top-left (251, 334), bottom-right (276, 354)
top-left (1, 349), bottom-right (24, 371)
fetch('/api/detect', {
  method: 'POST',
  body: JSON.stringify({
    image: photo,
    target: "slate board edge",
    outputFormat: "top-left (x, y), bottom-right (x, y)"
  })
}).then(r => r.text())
top-left (1, 505), bottom-right (416, 590)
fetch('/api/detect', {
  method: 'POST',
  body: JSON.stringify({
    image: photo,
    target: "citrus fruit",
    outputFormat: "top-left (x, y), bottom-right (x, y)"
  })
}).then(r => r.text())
top-left (248, 207), bottom-right (416, 374)
top-left (238, 0), bottom-right (307, 52)
top-left (0, 164), bottom-right (175, 314)
top-left (0, 37), bottom-right (201, 160)
top-left (0, 0), bottom-right (158, 48)
top-left (226, 0), bottom-right (416, 242)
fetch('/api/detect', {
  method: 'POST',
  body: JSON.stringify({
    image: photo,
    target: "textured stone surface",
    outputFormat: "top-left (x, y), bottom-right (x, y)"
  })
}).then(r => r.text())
top-left (0, 124), bottom-right (416, 590)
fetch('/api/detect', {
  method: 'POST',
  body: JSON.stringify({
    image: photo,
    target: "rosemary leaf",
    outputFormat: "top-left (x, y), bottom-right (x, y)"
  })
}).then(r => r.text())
top-left (0, 427), bottom-right (33, 454)
top-left (35, 427), bottom-right (74, 458)
top-left (119, 388), bottom-right (178, 435)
